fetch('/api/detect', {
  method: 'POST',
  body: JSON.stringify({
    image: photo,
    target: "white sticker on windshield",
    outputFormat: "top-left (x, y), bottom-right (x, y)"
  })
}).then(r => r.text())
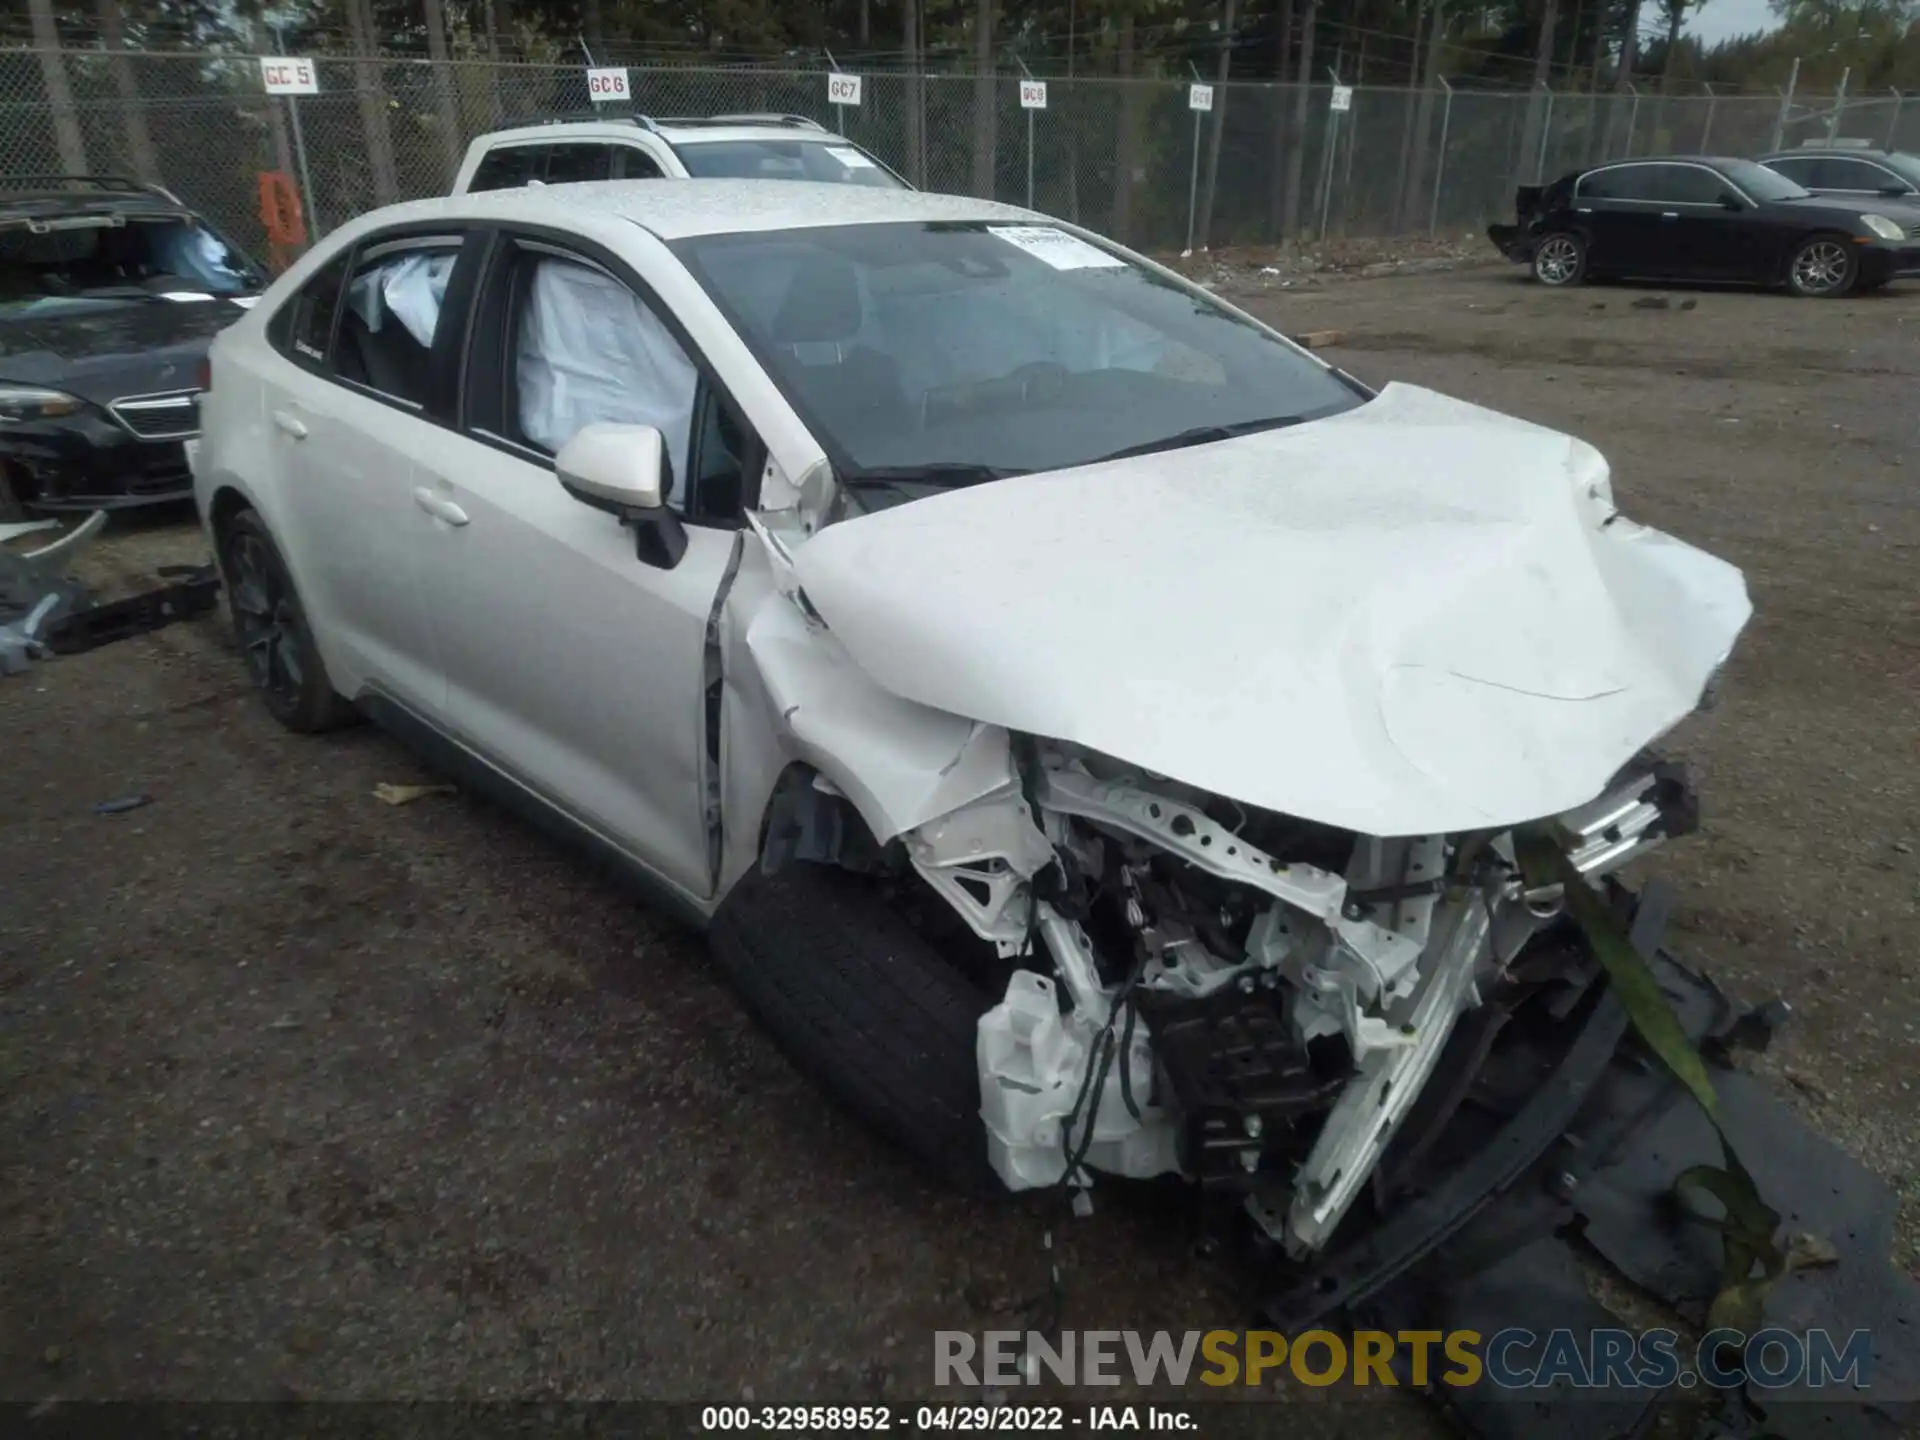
top-left (988, 225), bottom-right (1125, 271)
top-left (826, 146), bottom-right (877, 169)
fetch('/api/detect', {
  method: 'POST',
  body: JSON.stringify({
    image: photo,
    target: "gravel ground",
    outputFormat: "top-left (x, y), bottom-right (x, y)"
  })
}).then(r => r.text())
top-left (2, 262), bottom-right (1916, 1420)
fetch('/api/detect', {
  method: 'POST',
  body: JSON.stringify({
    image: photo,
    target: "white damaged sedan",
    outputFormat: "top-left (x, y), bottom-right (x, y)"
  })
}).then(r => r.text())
top-left (192, 181), bottom-right (1749, 1257)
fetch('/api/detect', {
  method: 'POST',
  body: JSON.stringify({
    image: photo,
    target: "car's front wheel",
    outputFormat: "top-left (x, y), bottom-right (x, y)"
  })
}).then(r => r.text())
top-left (708, 859), bottom-right (1001, 1193)
top-left (220, 509), bottom-right (354, 733)
top-left (1532, 232), bottom-right (1587, 287)
top-left (1787, 235), bottom-right (1858, 297)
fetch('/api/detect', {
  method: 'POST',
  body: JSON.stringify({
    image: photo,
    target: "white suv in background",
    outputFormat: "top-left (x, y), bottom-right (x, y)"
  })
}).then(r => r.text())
top-left (449, 113), bottom-right (911, 194)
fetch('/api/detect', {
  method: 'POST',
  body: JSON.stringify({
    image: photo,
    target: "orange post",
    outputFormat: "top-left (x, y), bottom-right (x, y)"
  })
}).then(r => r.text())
top-left (257, 170), bottom-right (307, 272)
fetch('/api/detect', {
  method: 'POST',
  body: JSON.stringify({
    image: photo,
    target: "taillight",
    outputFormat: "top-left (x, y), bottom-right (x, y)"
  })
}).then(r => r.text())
top-left (196, 358), bottom-right (212, 391)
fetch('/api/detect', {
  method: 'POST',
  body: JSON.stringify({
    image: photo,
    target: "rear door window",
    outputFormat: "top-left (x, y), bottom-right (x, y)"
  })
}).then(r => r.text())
top-left (468, 145), bottom-right (545, 192)
top-left (271, 250), bottom-right (350, 365)
top-left (615, 146), bottom-right (666, 179)
top-left (1654, 166), bottom-right (1727, 205)
top-left (334, 238), bottom-right (465, 408)
top-left (541, 144), bottom-right (615, 185)
top-left (1816, 157), bottom-right (1898, 191)
top-left (1578, 166), bottom-right (1662, 201)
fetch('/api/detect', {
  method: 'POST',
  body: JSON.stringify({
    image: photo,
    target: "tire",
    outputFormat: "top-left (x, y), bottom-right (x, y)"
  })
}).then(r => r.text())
top-left (220, 509), bottom-right (355, 733)
top-left (709, 860), bottom-right (1000, 1193)
top-left (1532, 232), bottom-right (1587, 287)
top-left (1787, 235), bottom-right (1858, 297)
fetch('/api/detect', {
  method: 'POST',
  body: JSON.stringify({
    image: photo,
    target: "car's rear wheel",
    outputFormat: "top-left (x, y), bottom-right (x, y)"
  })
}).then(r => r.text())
top-left (708, 859), bottom-right (1001, 1194)
top-left (1787, 235), bottom-right (1857, 297)
top-left (1532, 233), bottom-right (1587, 287)
top-left (220, 509), bottom-right (355, 733)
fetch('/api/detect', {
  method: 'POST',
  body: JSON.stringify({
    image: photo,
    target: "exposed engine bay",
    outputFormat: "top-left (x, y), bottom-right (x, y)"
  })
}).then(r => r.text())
top-left (899, 739), bottom-right (1698, 1256)
top-left (739, 382), bottom-right (1746, 1260)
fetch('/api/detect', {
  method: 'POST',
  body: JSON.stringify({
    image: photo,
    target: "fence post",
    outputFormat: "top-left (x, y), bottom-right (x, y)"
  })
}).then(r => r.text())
top-left (99, 3), bottom-right (160, 184)
top-left (1700, 83), bottom-right (1716, 151)
top-left (1340, 84), bottom-right (1360, 234)
top-left (1771, 57), bottom-right (1798, 151)
top-left (1888, 89), bottom-right (1904, 149)
top-left (824, 49), bottom-right (846, 135)
top-left (1317, 68), bottom-right (1340, 241)
top-left (1625, 83), bottom-right (1640, 154)
top-left (1428, 77), bottom-right (1452, 236)
top-left (287, 93), bottom-right (320, 239)
top-left (1185, 64), bottom-right (1203, 254)
top-left (271, 27), bottom-right (323, 238)
top-left (1017, 58), bottom-right (1035, 210)
top-left (1825, 66), bottom-right (1850, 143)
top-left (1536, 85), bottom-right (1555, 183)
top-left (28, 19), bottom-right (88, 173)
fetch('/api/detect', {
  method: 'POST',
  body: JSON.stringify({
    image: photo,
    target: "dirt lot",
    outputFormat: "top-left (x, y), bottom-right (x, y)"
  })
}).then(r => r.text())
top-left (3, 263), bottom-right (1916, 1418)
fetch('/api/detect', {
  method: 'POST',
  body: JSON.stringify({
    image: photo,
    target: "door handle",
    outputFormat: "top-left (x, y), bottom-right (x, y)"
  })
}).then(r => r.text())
top-left (271, 409), bottom-right (308, 439)
top-left (1660, 211), bottom-right (1680, 219)
top-left (413, 487), bottom-right (470, 527)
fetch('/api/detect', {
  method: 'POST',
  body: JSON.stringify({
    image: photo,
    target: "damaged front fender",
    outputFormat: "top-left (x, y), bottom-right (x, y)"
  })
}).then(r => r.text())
top-left (737, 579), bottom-right (1020, 846)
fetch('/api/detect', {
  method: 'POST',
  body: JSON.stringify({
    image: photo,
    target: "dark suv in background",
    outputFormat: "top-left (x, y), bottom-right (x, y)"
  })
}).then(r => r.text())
top-left (0, 176), bottom-right (264, 516)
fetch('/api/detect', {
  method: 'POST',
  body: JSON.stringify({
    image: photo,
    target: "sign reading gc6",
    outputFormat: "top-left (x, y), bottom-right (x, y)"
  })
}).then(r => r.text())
top-left (259, 57), bottom-right (319, 96)
top-left (828, 73), bottom-right (863, 106)
top-left (586, 66), bottom-right (631, 103)
top-left (1019, 80), bottom-right (1048, 109)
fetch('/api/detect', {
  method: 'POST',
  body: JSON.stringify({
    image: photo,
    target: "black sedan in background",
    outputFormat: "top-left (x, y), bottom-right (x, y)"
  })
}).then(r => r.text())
top-left (1756, 146), bottom-right (1920, 202)
top-left (1488, 154), bottom-right (1920, 297)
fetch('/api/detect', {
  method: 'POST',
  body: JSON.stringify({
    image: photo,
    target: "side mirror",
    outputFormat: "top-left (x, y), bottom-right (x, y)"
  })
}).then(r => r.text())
top-left (555, 422), bottom-right (686, 570)
top-left (1718, 192), bottom-right (1744, 211)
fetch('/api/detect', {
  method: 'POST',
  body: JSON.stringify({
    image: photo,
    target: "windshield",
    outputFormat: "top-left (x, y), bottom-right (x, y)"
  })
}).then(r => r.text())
top-left (672, 221), bottom-right (1362, 483)
top-left (0, 215), bottom-right (258, 318)
top-left (1721, 158), bottom-right (1809, 202)
top-left (673, 139), bottom-right (906, 189)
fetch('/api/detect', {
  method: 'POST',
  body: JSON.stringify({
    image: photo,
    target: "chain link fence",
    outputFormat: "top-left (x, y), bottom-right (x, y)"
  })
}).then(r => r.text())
top-left (5, 46), bottom-right (1915, 268)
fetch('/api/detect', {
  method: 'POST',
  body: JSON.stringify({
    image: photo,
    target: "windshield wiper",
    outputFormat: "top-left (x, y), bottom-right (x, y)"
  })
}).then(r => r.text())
top-left (1083, 414), bottom-right (1308, 466)
top-left (839, 462), bottom-right (1022, 491)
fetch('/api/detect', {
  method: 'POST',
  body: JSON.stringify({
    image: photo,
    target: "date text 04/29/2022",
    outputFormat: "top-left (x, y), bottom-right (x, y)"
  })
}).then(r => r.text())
top-left (699, 1406), bottom-right (1197, 1432)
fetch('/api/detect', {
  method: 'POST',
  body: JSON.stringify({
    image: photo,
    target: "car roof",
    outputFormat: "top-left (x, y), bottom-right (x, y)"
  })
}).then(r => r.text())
top-left (1579, 154), bottom-right (1744, 169)
top-left (1756, 147), bottom-right (1909, 161)
top-left (0, 174), bottom-right (189, 218)
top-left (470, 117), bottom-right (867, 149)
top-left (424, 177), bottom-right (1043, 240)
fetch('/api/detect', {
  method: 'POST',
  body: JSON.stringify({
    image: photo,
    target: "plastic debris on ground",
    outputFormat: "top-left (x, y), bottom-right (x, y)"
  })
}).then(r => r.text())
top-left (92, 795), bottom-right (154, 815)
top-left (373, 782), bottom-right (458, 806)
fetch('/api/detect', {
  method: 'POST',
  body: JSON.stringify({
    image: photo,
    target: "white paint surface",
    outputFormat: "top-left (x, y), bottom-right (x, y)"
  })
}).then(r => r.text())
top-left (792, 383), bottom-right (1751, 837)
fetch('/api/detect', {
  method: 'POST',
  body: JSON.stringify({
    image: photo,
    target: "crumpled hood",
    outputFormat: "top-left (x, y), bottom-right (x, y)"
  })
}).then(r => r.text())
top-left (0, 297), bottom-right (245, 402)
top-left (787, 383), bottom-right (1751, 837)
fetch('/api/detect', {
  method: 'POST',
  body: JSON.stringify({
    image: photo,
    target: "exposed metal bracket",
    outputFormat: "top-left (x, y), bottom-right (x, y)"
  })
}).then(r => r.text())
top-left (1034, 761), bottom-right (1424, 980)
